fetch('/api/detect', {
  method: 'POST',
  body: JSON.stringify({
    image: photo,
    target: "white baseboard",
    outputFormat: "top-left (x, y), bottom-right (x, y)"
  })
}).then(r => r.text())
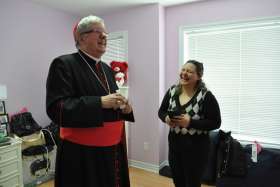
top-left (129, 159), bottom-right (159, 173)
top-left (128, 159), bottom-right (169, 173)
top-left (159, 160), bottom-right (169, 170)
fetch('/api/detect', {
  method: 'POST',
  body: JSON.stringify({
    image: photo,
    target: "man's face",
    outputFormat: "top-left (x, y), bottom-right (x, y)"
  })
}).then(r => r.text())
top-left (80, 22), bottom-right (108, 58)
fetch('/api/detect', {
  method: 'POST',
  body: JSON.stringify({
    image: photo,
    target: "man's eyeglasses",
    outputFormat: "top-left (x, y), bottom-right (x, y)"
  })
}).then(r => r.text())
top-left (81, 28), bottom-right (109, 36)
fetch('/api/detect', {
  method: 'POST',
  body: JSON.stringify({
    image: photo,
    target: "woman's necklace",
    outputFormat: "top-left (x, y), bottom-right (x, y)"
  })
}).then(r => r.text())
top-left (78, 52), bottom-right (111, 94)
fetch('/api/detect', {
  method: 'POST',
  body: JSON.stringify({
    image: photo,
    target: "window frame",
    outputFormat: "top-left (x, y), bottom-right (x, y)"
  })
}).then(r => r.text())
top-left (179, 17), bottom-right (280, 148)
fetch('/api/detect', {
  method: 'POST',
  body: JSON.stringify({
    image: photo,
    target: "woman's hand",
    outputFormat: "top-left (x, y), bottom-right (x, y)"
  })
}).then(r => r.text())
top-left (170, 114), bottom-right (191, 128)
top-left (165, 115), bottom-right (176, 128)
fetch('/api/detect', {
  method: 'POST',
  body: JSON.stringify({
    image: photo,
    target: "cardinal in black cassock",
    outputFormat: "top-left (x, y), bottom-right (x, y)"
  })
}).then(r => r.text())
top-left (46, 15), bottom-right (134, 187)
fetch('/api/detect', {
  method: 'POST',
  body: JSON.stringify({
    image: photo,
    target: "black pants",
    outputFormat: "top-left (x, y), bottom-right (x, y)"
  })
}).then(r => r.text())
top-left (55, 139), bottom-right (130, 187)
top-left (168, 132), bottom-right (210, 187)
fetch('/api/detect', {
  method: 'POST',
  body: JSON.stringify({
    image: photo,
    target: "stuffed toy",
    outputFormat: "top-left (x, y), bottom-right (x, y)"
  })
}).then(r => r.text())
top-left (110, 61), bottom-right (128, 87)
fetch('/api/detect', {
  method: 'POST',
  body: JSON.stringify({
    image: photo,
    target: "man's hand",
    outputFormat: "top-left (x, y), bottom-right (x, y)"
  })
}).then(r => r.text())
top-left (101, 93), bottom-right (126, 109)
top-left (121, 102), bottom-right (132, 114)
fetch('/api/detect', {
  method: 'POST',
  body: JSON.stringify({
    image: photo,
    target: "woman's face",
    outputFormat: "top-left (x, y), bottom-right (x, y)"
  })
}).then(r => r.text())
top-left (179, 63), bottom-right (200, 87)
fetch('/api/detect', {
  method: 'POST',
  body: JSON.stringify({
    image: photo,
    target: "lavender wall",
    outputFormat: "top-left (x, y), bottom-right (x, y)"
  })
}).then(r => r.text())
top-left (103, 4), bottom-right (165, 166)
top-left (0, 0), bottom-right (78, 126)
top-left (1, 0), bottom-right (280, 170)
top-left (106, 0), bottom-right (280, 168)
top-left (158, 5), bottom-right (167, 166)
top-left (165, 0), bottom-right (280, 161)
top-left (166, 0), bottom-right (280, 88)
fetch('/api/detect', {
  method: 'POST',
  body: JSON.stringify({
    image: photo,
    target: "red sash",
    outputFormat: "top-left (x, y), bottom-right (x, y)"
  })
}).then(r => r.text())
top-left (60, 121), bottom-right (124, 147)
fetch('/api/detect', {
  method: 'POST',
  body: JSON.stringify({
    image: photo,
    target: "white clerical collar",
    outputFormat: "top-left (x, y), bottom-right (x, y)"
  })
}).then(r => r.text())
top-left (80, 50), bottom-right (101, 63)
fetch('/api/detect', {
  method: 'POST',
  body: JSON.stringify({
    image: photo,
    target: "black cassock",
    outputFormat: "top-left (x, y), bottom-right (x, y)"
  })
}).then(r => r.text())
top-left (46, 50), bottom-right (134, 187)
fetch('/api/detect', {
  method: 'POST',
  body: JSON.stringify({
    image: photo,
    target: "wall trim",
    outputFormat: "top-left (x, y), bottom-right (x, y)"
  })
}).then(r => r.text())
top-left (128, 159), bottom-right (160, 173)
top-left (159, 160), bottom-right (169, 169)
top-left (128, 159), bottom-right (170, 173)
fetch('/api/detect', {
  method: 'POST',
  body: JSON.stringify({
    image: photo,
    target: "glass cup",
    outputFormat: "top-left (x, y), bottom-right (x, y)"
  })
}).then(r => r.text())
top-left (116, 86), bottom-right (129, 109)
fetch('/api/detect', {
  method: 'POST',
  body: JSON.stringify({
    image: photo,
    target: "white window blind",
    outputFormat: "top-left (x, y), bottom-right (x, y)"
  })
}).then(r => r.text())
top-left (102, 31), bottom-right (129, 147)
top-left (182, 18), bottom-right (280, 148)
top-left (102, 31), bottom-right (128, 63)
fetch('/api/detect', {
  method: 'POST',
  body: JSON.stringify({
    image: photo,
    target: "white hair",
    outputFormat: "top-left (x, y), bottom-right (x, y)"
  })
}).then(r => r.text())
top-left (77, 15), bottom-right (105, 34)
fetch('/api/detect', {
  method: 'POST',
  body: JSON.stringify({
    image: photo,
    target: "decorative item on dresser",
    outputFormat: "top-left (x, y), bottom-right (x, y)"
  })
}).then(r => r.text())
top-left (0, 90), bottom-right (9, 139)
top-left (0, 137), bottom-right (23, 187)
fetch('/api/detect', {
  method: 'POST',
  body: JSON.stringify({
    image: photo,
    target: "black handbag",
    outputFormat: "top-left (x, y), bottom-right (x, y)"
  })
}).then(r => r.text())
top-left (30, 156), bottom-right (50, 176)
top-left (22, 145), bottom-right (54, 156)
top-left (10, 112), bottom-right (41, 137)
top-left (217, 130), bottom-right (247, 178)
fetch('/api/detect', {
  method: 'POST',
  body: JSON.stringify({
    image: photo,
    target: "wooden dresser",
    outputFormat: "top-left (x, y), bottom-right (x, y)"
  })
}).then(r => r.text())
top-left (0, 138), bottom-right (23, 187)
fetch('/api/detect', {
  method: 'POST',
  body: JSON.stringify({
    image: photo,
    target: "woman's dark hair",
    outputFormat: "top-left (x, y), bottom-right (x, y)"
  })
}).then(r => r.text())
top-left (186, 60), bottom-right (204, 78)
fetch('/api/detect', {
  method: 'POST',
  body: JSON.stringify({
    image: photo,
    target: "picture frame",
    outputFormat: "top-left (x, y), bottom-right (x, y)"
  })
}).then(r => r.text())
top-left (0, 124), bottom-right (8, 137)
top-left (0, 114), bottom-right (8, 124)
top-left (0, 101), bottom-right (5, 115)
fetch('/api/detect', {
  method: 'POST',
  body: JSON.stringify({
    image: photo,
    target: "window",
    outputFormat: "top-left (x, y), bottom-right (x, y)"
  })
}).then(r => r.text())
top-left (102, 31), bottom-right (130, 149)
top-left (180, 17), bottom-right (280, 148)
top-left (102, 31), bottom-right (128, 64)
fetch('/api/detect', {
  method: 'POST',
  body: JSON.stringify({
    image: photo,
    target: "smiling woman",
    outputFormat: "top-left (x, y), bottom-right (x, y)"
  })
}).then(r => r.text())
top-left (158, 60), bottom-right (221, 187)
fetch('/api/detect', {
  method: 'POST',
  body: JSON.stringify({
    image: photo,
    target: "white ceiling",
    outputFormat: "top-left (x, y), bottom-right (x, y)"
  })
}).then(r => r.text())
top-left (29, 0), bottom-right (205, 16)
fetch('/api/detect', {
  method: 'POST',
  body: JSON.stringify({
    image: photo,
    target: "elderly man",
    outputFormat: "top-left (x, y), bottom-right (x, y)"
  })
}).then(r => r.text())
top-left (46, 15), bottom-right (134, 187)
